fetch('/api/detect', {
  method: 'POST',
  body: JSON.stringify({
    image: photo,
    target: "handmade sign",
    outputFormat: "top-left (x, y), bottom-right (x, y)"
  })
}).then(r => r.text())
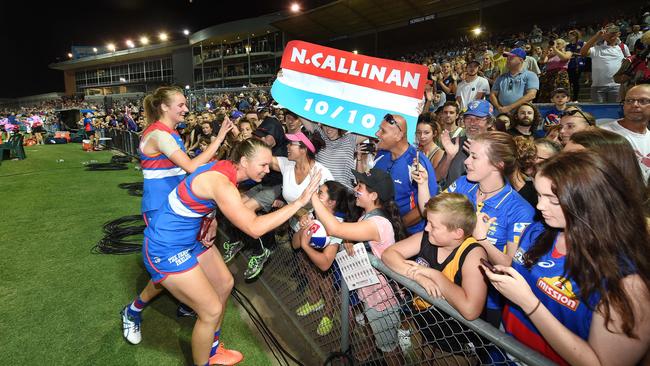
top-left (271, 41), bottom-right (427, 143)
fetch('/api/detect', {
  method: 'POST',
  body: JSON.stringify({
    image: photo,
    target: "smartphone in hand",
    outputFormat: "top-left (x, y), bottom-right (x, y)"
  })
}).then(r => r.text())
top-left (480, 258), bottom-right (499, 273)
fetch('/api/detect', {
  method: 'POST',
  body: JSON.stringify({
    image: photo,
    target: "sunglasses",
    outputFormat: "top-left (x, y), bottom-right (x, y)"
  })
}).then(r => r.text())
top-left (384, 114), bottom-right (402, 132)
top-left (564, 109), bottom-right (594, 126)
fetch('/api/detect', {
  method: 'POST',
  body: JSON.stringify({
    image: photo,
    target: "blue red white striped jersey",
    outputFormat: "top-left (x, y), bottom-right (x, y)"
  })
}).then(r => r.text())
top-left (145, 160), bottom-right (238, 246)
top-left (139, 121), bottom-right (187, 213)
top-left (503, 221), bottom-right (600, 366)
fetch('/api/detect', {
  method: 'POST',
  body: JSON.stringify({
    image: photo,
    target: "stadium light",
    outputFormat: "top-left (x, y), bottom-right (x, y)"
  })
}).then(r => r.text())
top-left (290, 2), bottom-right (300, 12)
top-left (119, 77), bottom-right (126, 82)
top-left (183, 29), bottom-right (190, 36)
top-left (185, 85), bottom-right (190, 90)
top-left (92, 47), bottom-right (98, 53)
top-left (159, 32), bottom-right (168, 41)
top-left (472, 27), bottom-right (483, 36)
top-left (107, 43), bottom-right (116, 52)
top-left (126, 39), bottom-right (135, 48)
top-left (67, 53), bottom-right (73, 59)
top-left (140, 36), bottom-right (149, 45)
top-left (352, 50), bottom-right (359, 54)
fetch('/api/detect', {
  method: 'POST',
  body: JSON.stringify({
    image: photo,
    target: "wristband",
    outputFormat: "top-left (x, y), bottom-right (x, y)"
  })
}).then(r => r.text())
top-left (526, 299), bottom-right (542, 317)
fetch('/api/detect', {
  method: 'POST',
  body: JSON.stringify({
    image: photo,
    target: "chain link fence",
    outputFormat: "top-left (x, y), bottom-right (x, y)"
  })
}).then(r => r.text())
top-left (245, 235), bottom-right (555, 366)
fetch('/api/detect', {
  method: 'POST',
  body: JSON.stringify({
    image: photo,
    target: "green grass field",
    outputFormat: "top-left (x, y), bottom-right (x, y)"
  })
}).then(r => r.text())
top-left (0, 144), bottom-right (271, 365)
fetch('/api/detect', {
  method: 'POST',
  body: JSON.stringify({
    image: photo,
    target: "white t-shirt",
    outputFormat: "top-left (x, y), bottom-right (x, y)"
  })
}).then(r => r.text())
top-left (276, 157), bottom-right (335, 203)
top-left (601, 120), bottom-right (650, 182)
top-left (456, 76), bottom-right (490, 111)
top-left (589, 43), bottom-right (628, 87)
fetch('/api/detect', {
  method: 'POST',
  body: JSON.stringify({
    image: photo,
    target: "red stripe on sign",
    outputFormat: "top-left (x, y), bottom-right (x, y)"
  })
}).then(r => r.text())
top-left (281, 40), bottom-right (427, 99)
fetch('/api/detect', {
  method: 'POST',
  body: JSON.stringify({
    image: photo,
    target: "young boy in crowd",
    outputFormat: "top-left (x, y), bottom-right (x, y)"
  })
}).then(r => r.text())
top-left (382, 193), bottom-right (488, 361)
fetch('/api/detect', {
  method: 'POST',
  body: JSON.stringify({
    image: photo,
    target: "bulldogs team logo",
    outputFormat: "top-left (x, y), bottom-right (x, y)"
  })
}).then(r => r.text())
top-left (537, 276), bottom-right (580, 311)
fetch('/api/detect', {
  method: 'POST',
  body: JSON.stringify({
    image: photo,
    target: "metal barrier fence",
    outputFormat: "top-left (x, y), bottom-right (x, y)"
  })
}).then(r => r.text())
top-left (250, 237), bottom-right (555, 366)
top-left (99, 128), bottom-right (140, 158)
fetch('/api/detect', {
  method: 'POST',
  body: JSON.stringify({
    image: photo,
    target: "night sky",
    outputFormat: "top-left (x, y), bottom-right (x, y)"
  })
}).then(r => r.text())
top-left (0, 0), bottom-right (331, 98)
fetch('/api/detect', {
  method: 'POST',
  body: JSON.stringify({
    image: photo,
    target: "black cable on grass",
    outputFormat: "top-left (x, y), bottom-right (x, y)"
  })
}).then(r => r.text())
top-left (111, 155), bottom-right (132, 164)
top-left (86, 163), bottom-right (128, 171)
top-left (92, 215), bottom-right (145, 254)
top-left (118, 182), bottom-right (144, 197)
top-left (231, 287), bottom-right (305, 366)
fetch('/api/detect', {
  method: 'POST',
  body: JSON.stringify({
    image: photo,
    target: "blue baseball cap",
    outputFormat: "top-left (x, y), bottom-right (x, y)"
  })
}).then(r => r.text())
top-left (503, 48), bottom-right (526, 59)
top-left (464, 100), bottom-right (493, 118)
top-left (231, 110), bottom-right (244, 119)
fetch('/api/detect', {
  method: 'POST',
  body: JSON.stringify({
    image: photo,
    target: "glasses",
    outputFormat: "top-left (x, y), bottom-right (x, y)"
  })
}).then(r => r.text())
top-left (623, 98), bottom-right (650, 106)
top-left (384, 114), bottom-right (402, 132)
top-left (564, 109), bottom-right (594, 126)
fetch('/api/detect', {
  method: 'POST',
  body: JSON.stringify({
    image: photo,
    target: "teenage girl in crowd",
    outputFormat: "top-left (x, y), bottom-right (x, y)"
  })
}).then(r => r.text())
top-left (121, 86), bottom-right (233, 345)
top-left (484, 151), bottom-right (650, 365)
top-left (308, 168), bottom-right (407, 365)
top-left (140, 138), bottom-right (322, 366)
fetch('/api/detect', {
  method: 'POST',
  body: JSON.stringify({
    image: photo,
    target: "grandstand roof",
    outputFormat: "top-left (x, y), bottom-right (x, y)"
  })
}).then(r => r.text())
top-left (189, 13), bottom-right (286, 45)
top-left (49, 40), bottom-right (188, 71)
top-left (271, 0), bottom-right (501, 41)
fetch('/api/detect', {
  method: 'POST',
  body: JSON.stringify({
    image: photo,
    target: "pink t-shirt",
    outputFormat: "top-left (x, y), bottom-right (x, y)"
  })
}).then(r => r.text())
top-left (356, 215), bottom-right (399, 311)
top-left (545, 55), bottom-right (569, 72)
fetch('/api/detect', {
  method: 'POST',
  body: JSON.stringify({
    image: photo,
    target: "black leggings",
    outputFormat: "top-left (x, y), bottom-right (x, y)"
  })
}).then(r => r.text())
top-left (568, 68), bottom-right (581, 101)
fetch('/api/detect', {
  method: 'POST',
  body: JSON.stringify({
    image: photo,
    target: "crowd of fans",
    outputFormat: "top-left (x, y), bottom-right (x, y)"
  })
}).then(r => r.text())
top-left (3, 8), bottom-right (650, 365)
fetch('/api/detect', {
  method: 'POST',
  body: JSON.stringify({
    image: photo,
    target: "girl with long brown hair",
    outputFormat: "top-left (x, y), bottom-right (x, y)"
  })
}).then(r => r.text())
top-left (483, 151), bottom-right (650, 365)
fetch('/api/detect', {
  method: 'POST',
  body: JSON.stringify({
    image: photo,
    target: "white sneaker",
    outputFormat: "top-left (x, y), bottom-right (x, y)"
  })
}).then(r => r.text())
top-left (121, 306), bottom-right (142, 344)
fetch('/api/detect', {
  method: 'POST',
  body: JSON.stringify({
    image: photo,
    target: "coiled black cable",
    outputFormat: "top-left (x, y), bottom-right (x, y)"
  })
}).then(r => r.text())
top-left (118, 182), bottom-right (144, 197)
top-left (92, 215), bottom-right (145, 254)
top-left (111, 155), bottom-right (132, 164)
top-left (86, 163), bottom-right (128, 171)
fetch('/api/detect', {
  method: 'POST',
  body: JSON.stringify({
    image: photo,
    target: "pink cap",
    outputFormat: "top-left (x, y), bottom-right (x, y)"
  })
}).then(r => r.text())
top-left (286, 132), bottom-right (315, 153)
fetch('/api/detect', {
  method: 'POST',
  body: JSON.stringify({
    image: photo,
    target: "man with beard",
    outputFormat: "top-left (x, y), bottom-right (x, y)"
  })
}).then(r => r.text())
top-left (507, 103), bottom-right (543, 139)
top-left (437, 100), bottom-right (494, 190)
top-left (455, 60), bottom-right (491, 111)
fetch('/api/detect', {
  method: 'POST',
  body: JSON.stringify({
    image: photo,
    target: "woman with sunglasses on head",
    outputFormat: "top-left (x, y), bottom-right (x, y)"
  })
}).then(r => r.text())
top-left (483, 151), bottom-right (650, 366)
top-left (558, 108), bottom-right (596, 146)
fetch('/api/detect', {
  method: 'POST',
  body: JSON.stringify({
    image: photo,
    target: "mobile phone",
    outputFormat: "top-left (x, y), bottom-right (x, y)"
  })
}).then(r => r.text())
top-left (480, 258), bottom-right (498, 272)
top-left (415, 150), bottom-right (420, 172)
top-left (361, 142), bottom-right (376, 153)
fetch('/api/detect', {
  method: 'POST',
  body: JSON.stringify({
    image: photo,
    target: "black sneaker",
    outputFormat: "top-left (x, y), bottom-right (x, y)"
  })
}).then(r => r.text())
top-left (176, 302), bottom-right (196, 318)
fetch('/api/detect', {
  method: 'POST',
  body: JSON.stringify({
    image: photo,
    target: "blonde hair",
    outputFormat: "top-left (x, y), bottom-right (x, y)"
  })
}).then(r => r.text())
top-left (554, 38), bottom-right (567, 49)
top-left (424, 193), bottom-right (476, 237)
top-left (142, 86), bottom-right (184, 125)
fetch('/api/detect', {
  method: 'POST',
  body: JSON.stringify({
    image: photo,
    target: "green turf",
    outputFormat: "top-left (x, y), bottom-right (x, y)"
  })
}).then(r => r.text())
top-left (0, 144), bottom-right (271, 365)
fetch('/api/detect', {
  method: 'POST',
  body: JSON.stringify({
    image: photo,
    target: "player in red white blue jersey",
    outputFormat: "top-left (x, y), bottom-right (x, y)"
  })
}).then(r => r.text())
top-left (138, 138), bottom-right (321, 366)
